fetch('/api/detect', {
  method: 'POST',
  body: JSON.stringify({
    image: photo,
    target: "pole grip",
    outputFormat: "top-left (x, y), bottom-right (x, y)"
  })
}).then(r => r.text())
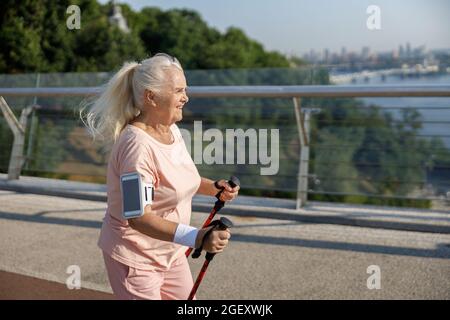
top-left (204, 217), bottom-right (233, 261)
top-left (215, 176), bottom-right (241, 201)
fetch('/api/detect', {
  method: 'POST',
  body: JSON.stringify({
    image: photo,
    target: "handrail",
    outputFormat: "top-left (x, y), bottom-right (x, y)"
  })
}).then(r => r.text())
top-left (0, 84), bottom-right (450, 97)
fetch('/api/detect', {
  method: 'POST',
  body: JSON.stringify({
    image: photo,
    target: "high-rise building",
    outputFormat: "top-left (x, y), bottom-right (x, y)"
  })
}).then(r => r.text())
top-left (323, 49), bottom-right (330, 63)
top-left (399, 45), bottom-right (404, 58)
top-left (361, 46), bottom-right (370, 59)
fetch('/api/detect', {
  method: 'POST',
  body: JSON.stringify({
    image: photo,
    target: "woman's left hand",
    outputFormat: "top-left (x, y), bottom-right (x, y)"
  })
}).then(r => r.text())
top-left (215, 179), bottom-right (240, 202)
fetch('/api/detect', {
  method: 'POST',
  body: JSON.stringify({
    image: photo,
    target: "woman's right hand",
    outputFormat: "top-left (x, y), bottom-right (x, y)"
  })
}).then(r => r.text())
top-left (195, 226), bottom-right (231, 253)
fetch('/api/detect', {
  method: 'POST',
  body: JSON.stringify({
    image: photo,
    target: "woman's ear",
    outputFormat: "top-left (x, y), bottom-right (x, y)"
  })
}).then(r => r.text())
top-left (144, 89), bottom-right (157, 107)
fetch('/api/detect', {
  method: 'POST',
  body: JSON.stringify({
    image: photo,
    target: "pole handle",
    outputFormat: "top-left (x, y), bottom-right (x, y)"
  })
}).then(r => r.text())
top-left (192, 217), bottom-right (234, 260)
top-left (214, 175), bottom-right (241, 202)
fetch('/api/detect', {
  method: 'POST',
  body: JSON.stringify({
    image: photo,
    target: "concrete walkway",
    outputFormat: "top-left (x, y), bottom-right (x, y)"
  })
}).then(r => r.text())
top-left (1, 174), bottom-right (450, 234)
top-left (1, 188), bottom-right (449, 299)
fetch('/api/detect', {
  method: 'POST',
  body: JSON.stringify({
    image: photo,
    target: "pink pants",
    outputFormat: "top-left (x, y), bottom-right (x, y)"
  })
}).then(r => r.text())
top-left (102, 252), bottom-right (196, 300)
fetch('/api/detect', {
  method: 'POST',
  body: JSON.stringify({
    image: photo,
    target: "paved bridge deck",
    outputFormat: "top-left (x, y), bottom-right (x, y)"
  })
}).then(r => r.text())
top-left (1, 181), bottom-right (449, 299)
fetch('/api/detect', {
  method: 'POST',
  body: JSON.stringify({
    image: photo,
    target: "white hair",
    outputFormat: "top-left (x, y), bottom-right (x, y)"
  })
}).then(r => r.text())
top-left (80, 53), bottom-right (183, 149)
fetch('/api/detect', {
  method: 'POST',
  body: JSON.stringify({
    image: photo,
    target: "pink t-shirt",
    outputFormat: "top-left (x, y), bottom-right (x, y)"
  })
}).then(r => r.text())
top-left (98, 123), bottom-right (201, 271)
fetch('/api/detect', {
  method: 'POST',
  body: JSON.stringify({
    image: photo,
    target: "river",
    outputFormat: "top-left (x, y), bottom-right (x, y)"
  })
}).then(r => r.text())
top-left (335, 73), bottom-right (450, 147)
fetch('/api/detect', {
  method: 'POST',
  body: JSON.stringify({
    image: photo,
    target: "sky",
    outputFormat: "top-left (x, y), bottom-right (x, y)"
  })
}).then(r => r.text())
top-left (104, 0), bottom-right (450, 56)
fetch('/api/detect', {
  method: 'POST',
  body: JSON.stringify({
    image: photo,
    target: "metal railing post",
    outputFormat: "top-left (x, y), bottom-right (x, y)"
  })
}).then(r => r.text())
top-left (25, 107), bottom-right (39, 170)
top-left (293, 98), bottom-right (311, 209)
top-left (25, 73), bottom-right (41, 170)
top-left (0, 96), bottom-right (35, 180)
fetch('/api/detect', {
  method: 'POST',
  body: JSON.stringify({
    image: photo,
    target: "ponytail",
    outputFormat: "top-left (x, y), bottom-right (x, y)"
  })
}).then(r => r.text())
top-left (80, 62), bottom-right (140, 149)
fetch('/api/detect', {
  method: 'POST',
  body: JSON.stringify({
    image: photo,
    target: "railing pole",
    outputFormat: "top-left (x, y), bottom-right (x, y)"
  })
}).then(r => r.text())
top-left (293, 98), bottom-right (311, 209)
top-left (25, 107), bottom-right (39, 170)
top-left (25, 73), bottom-right (40, 170)
top-left (0, 96), bottom-right (35, 180)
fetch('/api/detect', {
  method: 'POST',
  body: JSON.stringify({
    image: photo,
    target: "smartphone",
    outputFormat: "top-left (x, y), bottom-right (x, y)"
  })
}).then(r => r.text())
top-left (120, 172), bottom-right (153, 219)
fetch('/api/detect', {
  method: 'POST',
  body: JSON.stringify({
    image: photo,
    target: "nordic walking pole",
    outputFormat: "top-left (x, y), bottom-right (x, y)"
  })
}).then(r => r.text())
top-left (188, 217), bottom-right (234, 300)
top-left (185, 176), bottom-right (240, 257)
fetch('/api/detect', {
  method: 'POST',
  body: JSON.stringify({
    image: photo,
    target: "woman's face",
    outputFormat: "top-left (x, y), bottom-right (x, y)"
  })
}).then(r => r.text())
top-left (150, 67), bottom-right (189, 124)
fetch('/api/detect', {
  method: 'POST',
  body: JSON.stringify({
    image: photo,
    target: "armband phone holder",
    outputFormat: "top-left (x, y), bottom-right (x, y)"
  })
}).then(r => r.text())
top-left (120, 172), bottom-right (154, 219)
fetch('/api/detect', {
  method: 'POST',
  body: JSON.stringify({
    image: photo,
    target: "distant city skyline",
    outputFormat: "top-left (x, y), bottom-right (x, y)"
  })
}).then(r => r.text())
top-left (302, 41), bottom-right (443, 61)
top-left (306, 41), bottom-right (430, 55)
top-left (101, 0), bottom-right (450, 56)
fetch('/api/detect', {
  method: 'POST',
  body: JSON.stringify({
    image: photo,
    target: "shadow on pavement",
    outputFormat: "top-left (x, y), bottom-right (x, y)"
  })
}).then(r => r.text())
top-left (1, 210), bottom-right (449, 260)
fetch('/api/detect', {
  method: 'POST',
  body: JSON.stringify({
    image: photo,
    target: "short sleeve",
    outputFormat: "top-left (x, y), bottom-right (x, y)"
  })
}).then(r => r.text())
top-left (117, 140), bottom-right (159, 188)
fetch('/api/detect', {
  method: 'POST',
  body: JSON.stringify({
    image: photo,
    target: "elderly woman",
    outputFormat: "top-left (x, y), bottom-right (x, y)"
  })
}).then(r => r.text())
top-left (82, 53), bottom-right (239, 300)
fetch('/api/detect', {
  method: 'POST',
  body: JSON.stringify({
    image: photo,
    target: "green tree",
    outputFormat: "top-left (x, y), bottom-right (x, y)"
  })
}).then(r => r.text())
top-left (0, 0), bottom-right (46, 73)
